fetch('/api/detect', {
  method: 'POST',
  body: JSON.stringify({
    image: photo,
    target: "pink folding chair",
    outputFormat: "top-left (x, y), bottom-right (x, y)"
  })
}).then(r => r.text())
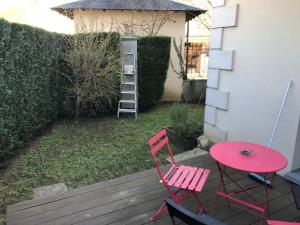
top-left (148, 129), bottom-right (210, 221)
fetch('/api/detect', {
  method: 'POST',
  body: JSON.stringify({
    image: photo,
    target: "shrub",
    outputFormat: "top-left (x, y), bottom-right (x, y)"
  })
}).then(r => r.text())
top-left (137, 36), bottom-right (171, 111)
top-left (0, 19), bottom-right (66, 161)
top-left (64, 32), bottom-right (121, 118)
top-left (169, 103), bottom-right (203, 150)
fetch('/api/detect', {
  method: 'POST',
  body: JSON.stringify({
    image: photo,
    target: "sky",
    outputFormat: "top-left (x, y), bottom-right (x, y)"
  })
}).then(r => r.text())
top-left (0, 0), bottom-right (210, 36)
top-left (0, 0), bottom-right (74, 33)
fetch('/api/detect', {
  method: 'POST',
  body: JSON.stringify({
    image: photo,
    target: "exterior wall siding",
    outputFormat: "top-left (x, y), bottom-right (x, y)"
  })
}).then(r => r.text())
top-left (204, 1), bottom-right (238, 142)
top-left (205, 0), bottom-right (300, 175)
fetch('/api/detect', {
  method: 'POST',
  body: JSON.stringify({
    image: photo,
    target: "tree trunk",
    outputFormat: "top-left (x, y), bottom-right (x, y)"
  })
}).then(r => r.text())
top-left (75, 94), bottom-right (81, 119)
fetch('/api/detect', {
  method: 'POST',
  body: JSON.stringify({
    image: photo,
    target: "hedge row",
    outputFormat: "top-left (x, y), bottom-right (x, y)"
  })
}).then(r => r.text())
top-left (138, 36), bottom-right (171, 111)
top-left (0, 19), bottom-right (68, 161)
top-left (0, 19), bottom-right (171, 162)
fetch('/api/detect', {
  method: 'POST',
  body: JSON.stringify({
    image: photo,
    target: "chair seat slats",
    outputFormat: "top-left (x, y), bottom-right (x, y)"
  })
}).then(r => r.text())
top-left (163, 165), bottom-right (178, 182)
top-left (168, 166), bottom-right (185, 186)
top-left (181, 167), bottom-right (198, 189)
top-left (174, 166), bottom-right (192, 188)
top-left (165, 165), bottom-right (209, 192)
top-left (188, 168), bottom-right (204, 191)
top-left (195, 169), bottom-right (210, 192)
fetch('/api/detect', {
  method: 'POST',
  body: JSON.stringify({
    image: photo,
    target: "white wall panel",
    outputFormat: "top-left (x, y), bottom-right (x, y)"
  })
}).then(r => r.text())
top-left (211, 5), bottom-right (238, 28)
top-left (211, 0), bottom-right (225, 7)
top-left (205, 88), bottom-right (229, 110)
top-left (204, 106), bottom-right (217, 125)
top-left (210, 28), bottom-right (223, 49)
top-left (209, 50), bottom-right (234, 70)
top-left (207, 69), bottom-right (220, 89)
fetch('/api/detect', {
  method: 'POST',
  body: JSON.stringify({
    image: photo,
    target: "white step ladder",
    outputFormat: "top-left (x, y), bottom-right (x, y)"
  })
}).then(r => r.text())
top-left (117, 53), bottom-right (138, 118)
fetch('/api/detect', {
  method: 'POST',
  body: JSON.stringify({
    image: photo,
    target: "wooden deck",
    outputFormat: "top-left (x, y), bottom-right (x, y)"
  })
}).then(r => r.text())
top-left (6, 154), bottom-right (298, 225)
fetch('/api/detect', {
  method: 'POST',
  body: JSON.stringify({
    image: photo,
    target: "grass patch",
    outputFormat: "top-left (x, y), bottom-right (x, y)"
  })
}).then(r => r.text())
top-left (0, 103), bottom-right (204, 224)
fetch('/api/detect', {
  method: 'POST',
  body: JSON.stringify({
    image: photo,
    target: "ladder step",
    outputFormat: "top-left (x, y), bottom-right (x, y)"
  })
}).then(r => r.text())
top-left (120, 100), bottom-right (136, 104)
top-left (121, 82), bottom-right (135, 85)
top-left (121, 91), bottom-right (135, 94)
top-left (118, 108), bottom-right (136, 113)
top-left (123, 65), bottom-right (134, 75)
top-left (123, 73), bottom-right (134, 75)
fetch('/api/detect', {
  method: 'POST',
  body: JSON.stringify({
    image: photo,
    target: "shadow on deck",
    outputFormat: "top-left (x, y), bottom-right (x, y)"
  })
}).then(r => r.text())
top-left (6, 154), bottom-right (298, 225)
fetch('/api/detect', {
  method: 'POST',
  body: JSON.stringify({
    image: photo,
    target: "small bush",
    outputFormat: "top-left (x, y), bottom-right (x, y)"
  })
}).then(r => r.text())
top-left (64, 32), bottom-right (121, 118)
top-left (137, 36), bottom-right (171, 111)
top-left (169, 103), bottom-right (203, 150)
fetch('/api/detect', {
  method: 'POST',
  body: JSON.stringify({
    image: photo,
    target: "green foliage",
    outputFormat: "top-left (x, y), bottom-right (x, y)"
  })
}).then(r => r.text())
top-left (0, 19), bottom-right (122, 162)
top-left (170, 103), bottom-right (189, 137)
top-left (0, 103), bottom-right (204, 224)
top-left (170, 103), bottom-right (203, 150)
top-left (137, 36), bottom-right (171, 111)
top-left (0, 19), bottom-right (172, 161)
top-left (64, 32), bottom-right (121, 118)
top-left (0, 19), bottom-right (67, 162)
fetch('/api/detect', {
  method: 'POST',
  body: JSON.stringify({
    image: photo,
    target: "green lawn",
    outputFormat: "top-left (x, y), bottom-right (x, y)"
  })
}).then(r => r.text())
top-left (0, 103), bottom-right (204, 224)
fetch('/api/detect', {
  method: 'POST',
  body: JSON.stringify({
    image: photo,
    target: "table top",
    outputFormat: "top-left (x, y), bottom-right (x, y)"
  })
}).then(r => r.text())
top-left (210, 142), bottom-right (287, 173)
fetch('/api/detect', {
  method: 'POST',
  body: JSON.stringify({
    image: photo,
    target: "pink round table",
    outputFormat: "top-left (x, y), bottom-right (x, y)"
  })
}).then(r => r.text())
top-left (210, 142), bottom-right (288, 224)
top-left (210, 142), bottom-right (287, 173)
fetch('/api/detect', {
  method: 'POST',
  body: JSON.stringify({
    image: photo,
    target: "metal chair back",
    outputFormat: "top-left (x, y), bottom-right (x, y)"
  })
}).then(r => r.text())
top-left (166, 199), bottom-right (228, 225)
top-left (292, 184), bottom-right (300, 210)
top-left (148, 129), bottom-right (177, 187)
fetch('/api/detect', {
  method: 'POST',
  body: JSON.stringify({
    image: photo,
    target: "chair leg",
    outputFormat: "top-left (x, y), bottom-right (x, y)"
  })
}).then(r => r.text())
top-left (150, 190), bottom-right (182, 221)
top-left (170, 216), bottom-right (177, 225)
top-left (192, 192), bottom-right (207, 214)
top-left (150, 201), bottom-right (168, 221)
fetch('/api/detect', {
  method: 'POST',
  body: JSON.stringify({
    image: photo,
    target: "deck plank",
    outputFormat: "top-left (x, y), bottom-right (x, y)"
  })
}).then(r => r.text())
top-left (6, 155), bottom-right (295, 225)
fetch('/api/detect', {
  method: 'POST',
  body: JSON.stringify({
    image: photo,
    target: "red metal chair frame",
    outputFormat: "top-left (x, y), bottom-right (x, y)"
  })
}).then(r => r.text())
top-left (210, 162), bottom-right (277, 224)
top-left (266, 185), bottom-right (300, 225)
top-left (148, 129), bottom-right (210, 221)
top-left (267, 220), bottom-right (300, 225)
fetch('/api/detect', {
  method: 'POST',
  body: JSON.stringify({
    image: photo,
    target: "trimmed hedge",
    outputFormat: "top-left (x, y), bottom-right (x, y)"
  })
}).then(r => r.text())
top-left (138, 36), bottom-right (171, 111)
top-left (0, 19), bottom-right (122, 162)
top-left (0, 19), bottom-right (171, 162)
top-left (0, 19), bottom-right (67, 161)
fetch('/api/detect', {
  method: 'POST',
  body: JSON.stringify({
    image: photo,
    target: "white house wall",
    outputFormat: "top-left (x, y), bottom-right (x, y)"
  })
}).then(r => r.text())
top-left (292, 119), bottom-right (300, 171)
top-left (205, 0), bottom-right (300, 175)
top-left (73, 10), bottom-right (185, 101)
